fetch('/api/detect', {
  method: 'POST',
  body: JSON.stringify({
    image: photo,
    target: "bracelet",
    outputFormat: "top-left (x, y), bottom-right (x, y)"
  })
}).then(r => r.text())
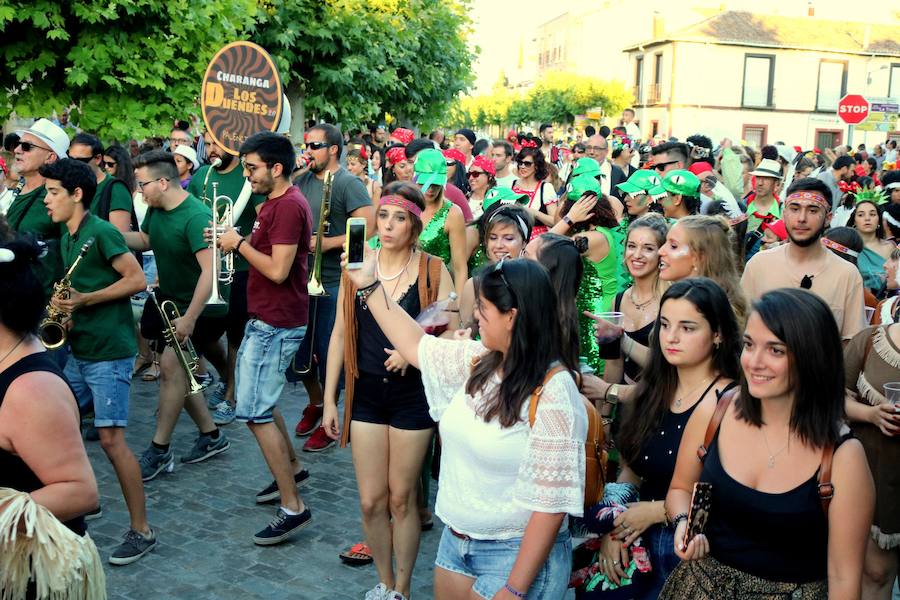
top-left (604, 383), bottom-right (620, 406)
top-left (671, 512), bottom-right (688, 528)
top-left (661, 500), bottom-right (670, 527)
top-left (235, 238), bottom-right (245, 253)
top-left (504, 583), bottom-right (527, 599)
top-left (356, 280), bottom-right (381, 305)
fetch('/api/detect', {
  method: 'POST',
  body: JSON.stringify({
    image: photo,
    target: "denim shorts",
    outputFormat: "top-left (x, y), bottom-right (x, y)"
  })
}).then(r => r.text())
top-left (64, 356), bottom-right (135, 428)
top-left (235, 319), bottom-right (306, 424)
top-left (435, 526), bottom-right (572, 599)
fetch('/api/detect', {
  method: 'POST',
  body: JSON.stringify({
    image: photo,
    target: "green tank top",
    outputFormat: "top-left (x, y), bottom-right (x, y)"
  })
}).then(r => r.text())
top-left (420, 201), bottom-right (453, 268)
top-left (575, 226), bottom-right (621, 374)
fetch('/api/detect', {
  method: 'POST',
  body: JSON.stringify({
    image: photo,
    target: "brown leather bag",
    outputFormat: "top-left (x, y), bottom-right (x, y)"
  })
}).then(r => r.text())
top-left (528, 366), bottom-right (608, 508)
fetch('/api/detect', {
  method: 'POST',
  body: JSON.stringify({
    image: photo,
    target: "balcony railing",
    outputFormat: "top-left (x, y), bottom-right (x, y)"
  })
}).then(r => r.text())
top-left (632, 85), bottom-right (642, 104)
top-left (647, 83), bottom-right (660, 105)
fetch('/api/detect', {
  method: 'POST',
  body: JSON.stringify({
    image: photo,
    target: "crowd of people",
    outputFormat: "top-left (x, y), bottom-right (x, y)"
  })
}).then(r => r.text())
top-left (0, 109), bottom-right (898, 600)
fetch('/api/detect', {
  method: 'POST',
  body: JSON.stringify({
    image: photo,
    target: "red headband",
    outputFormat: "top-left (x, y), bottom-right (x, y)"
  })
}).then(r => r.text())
top-left (391, 128), bottom-right (414, 145)
top-left (520, 139), bottom-right (538, 148)
top-left (786, 190), bottom-right (829, 209)
top-left (386, 146), bottom-right (407, 166)
top-left (471, 155), bottom-right (496, 176)
top-left (379, 194), bottom-right (422, 217)
top-left (442, 148), bottom-right (465, 164)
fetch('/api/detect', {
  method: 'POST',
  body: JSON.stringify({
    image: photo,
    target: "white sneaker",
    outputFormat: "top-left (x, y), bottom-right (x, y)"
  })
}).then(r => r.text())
top-left (213, 401), bottom-right (236, 425)
top-left (364, 583), bottom-right (390, 600)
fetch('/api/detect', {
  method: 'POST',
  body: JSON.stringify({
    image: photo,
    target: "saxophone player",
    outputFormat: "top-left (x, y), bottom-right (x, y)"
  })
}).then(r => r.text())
top-left (40, 158), bottom-right (158, 565)
top-left (122, 151), bottom-right (230, 481)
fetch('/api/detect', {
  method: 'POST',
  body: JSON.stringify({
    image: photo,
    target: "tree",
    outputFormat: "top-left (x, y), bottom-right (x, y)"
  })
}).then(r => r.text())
top-left (251, 0), bottom-right (476, 133)
top-left (0, 0), bottom-right (256, 140)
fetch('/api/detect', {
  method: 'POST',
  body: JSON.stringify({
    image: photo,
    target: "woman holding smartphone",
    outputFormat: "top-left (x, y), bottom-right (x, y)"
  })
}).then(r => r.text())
top-left (342, 254), bottom-right (586, 599)
top-left (662, 289), bottom-right (874, 599)
top-left (321, 181), bottom-right (455, 600)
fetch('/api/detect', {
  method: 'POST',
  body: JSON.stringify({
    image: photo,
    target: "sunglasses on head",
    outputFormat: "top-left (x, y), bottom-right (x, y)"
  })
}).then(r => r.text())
top-left (306, 141), bottom-right (329, 150)
top-left (492, 258), bottom-right (518, 307)
top-left (17, 141), bottom-right (52, 153)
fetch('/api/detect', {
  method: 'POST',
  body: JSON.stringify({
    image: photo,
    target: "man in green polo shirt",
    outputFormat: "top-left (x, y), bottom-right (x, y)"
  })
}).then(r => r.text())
top-left (123, 150), bottom-right (230, 481)
top-left (41, 158), bottom-right (156, 565)
top-left (188, 131), bottom-right (265, 425)
top-left (8, 118), bottom-right (68, 303)
top-left (67, 133), bottom-right (134, 233)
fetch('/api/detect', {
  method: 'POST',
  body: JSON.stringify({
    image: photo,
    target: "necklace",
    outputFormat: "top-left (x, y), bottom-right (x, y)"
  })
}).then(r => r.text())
top-left (628, 287), bottom-right (657, 312)
top-left (673, 374), bottom-right (716, 409)
top-left (0, 336), bottom-right (26, 370)
top-left (762, 427), bottom-right (790, 469)
top-left (376, 248), bottom-right (414, 282)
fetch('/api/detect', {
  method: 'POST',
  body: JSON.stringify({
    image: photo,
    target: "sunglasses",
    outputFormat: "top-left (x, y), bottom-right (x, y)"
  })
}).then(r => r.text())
top-left (467, 171), bottom-right (486, 178)
top-left (103, 160), bottom-right (117, 169)
top-left (585, 145), bottom-right (608, 152)
top-left (306, 141), bottom-right (329, 150)
top-left (517, 160), bottom-right (534, 168)
top-left (69, 155), bottom-right (94, 164)
top-left (17, 141), bottom-right (52, 153)
top-left (653, 160), bottom-right (679, 172)
top-left (492, 259), bottom-right (518, 307)
top-left (445, 161), bottom-right (455, 167)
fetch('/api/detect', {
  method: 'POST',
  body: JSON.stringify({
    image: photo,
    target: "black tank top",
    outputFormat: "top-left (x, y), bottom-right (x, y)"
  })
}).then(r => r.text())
top-left (613, 292), bottom-right (654, 383)
top-left (356, 280), bottom-right (423, 380)
top-left (701, 429), bottom-right (829, 584)
top-left (0, 352), bottom-right (87, 536)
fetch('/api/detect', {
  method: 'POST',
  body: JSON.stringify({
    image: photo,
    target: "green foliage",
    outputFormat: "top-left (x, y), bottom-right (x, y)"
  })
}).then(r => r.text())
top-left (451, 71), bottom-right (633, 129)
top-left (0, 0), bottom-right (256, 140)
top-left (250, 0), bottom-right (475, 132)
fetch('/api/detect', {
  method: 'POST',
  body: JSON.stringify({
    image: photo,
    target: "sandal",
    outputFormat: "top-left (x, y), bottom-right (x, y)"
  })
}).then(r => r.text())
top-left (132, 354), bottom-right (153, 377)
top-left (339, 542), bottom-right (373, 566)
top-left (142, 361), bottom-right (160, 382)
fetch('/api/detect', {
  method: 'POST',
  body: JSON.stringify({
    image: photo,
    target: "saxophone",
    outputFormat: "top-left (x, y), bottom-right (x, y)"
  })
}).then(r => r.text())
top-left (39, 238), bottom-right (95, 349)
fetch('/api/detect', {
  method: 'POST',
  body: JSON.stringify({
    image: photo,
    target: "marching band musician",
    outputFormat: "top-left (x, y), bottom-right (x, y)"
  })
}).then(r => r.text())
top-left (122, 150), bottom-right (231, 481)
top-left (291, 123), bottom-right (374, 452)
top-left (40, 158), bottom-right (157, 565)
top-left (216, 132), bottom-right (314, 545)
top-left (188, 131), bottom-right (266, 425)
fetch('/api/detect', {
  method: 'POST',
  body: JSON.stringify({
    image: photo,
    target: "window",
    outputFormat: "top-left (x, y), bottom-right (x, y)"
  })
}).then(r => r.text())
top-left (815, 129), bottom-right (842, 150)
top-left (742, 125), bottom-right (767, 148)
top-left (651, 120), bottom-right (659, 137)
top-left (816, 60), bottom-right (847, 111)
top-left (634, 56), bottom-right (644, 103)
top-left (889, 63), bottom-right (900, 99)
top-left (742, 54), bottom-right (775, 108)
top-left (654, 53), bottom-right (663, 85)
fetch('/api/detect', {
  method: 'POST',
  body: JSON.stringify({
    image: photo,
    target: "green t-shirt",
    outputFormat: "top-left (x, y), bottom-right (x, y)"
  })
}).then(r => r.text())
top-left (62, 214), bottom-right (137, 361)
top-left (92, 175), bottom-right (134, 216)
top-left (188, 164), bottom-right (265, 272)
top-left (6, 185), bottom-right (63, 299)
top-left (140, 194), bottom-right (226, 317)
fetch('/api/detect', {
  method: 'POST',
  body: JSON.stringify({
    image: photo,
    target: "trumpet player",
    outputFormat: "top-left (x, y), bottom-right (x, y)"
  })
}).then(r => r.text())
top-left (122, 151), bottom-right (230, 481)
top-left (216, 132), bottom-right (313, 545)
top-left (188, 131), bottom-right (266, 425)
top-left (40, 159), bottom-right (157, 565)
top-left (292, 123), bottom-right (373, 452)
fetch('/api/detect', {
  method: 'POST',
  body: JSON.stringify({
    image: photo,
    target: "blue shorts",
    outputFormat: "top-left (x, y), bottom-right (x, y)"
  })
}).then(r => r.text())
top-left (64, 356), bottom-right (135, 428)
top-left (288, 283), bottom-right (339, 385)
top-left (434, 526), bottom-right (572, 599)
top-left (235, 319), bottom-right (306, 424)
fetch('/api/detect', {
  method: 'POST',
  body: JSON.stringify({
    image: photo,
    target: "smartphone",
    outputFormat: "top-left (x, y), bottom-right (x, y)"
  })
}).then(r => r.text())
top-left (685, 482), bottom-right (712, 544)
top-left (345, 217), bottom-right (367, 270)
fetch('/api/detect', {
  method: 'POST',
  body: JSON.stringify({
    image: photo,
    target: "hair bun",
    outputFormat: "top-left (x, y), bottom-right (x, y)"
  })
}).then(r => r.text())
top-left (573, 235), bottom-right (590, 254)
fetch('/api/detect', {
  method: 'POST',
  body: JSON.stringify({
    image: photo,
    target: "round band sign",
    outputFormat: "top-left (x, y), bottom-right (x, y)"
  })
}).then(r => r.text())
top-left (201, 41), bottom-right (283, 156)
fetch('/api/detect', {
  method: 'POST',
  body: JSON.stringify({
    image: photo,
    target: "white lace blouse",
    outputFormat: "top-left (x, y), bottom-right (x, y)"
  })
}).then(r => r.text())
top-left (418, 335), bottom-right (587, 540)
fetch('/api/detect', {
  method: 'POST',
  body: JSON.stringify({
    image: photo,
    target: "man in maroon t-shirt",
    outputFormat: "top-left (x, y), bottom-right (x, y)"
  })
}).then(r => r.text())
top-left (217, 132), bottom-right (314, 546)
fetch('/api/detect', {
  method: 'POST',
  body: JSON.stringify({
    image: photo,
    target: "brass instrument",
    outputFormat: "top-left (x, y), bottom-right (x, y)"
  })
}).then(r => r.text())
top-left (39, 238), bottom-right (94, 349)
top-left (291, 169), bottom-right (332, 375)
top-left (148, 288), bottom-right (207, 397)
top-left (207, 180), bottom-right (234, 306)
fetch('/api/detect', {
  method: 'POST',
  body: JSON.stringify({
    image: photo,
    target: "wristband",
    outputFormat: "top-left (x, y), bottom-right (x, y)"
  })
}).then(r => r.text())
top-left (562, 215), bottom-right (574, 227)
top-left (504, 583), bottom-right (527, 599)
top-left (356, 280), bottom-right (381, 305)
top-left (236, 238), bottom-right (245, 253)
top-left (671, 512), bottom-right (688, 528)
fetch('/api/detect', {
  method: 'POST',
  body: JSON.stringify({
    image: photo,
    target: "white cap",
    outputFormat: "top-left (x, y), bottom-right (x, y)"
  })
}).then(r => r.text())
top-left (173, 145), bottom-right (200, 172)
top-left (16, 118), bottom-right (69, 158)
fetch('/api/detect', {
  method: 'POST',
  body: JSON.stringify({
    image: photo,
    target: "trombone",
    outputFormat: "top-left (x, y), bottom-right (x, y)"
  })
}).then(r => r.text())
top-left (207, 181), bottom-right (234, 306)
top-left (148, 287), bottom-right (207, 397)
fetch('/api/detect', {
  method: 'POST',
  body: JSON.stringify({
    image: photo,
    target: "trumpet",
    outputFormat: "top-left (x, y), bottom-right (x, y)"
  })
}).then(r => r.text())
top-left (148, 288), bottom-right (207, 397)
top-left (207, 181), bottom-right (234, 306)
top-left (307, 169), bottom-right (332, 297)
top-left (39, 238), bottom-right (94, 349)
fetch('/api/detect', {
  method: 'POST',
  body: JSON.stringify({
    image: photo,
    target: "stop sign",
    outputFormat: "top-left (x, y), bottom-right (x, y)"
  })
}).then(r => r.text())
top-left (838, 94), bottom-right (870, 124)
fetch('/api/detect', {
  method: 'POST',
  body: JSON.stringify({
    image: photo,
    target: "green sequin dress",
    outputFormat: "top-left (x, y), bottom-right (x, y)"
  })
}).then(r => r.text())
top-left (420, 201), bottom-right (453, 269)
top-left (468, 245), bottom-right (487, 275)
top-left (576, 227), bottom-right (621, 373)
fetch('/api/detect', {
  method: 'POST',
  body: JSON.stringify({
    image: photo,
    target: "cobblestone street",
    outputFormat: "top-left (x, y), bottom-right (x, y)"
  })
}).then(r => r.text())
top-left (86, 377), bottom-right (440, 600)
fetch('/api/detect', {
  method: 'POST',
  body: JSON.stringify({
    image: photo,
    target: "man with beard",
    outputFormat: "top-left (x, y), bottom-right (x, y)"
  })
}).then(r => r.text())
top-left (741, 177), bottom-right (866, 340)
top-left (292, 123), bottom-right (373, 451)
top-left (216, 132), bottom-right (313, 544)
top-left (187, 131), bottom-right (266, 424)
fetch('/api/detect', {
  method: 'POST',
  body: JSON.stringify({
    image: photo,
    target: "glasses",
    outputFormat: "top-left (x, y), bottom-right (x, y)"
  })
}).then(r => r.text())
top-left (492, 259), bottom-right (518, 307)
top-left (169, 138), bottom-right (190, 145)
top-left (68, 155), bottom-right (94, 163)
top-left (306, 141), bottom-right (329, 150)
top-left (241, 159), bottom-right (269, 174)
top-left (136, 177), bottom-right (168, 191)
top-left (653, 160), bottom-right (679, 172)
top-left (517, 160), bottom-right (534, 168)
top-left (16, 141), bottom-right (52, 153)
top-left (103, 160), bottom-right (117, 169)
top-left (467, 171), bottom-right (485, 179)
top-left (585, 145), bottom-right (608, 152)
top-left (445, 161), bottom-right (455, 167)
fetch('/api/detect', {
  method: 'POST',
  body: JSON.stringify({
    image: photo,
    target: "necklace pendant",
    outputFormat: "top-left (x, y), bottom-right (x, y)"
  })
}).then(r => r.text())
top-left (767, 456), bottom-right (775, 469)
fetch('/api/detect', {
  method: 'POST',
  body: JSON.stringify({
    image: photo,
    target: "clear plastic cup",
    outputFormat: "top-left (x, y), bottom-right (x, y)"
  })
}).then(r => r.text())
top-left (596, 311), bottom-right (624, 344)
top-left (865, 307), bottom-right (876, 324)
top-left (884, 382), bottom-right (900, 406)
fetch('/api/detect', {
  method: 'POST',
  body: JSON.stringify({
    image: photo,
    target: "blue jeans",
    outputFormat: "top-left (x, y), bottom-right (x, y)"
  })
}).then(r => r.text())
top-left (435, 526), bottom-right (572, 599)
top-left (287, 283), bottom-right (339, 385)
top-left (633, 524), bottom-right (679, 600)
top-left (64, 356), bottom-right (135, 427)
top-left (235, 319), bottom-right (306, 424)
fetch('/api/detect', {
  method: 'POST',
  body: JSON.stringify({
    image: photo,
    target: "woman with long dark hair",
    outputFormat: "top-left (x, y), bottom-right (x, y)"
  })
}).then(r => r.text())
top-left (321, 182), bottom-right (454, 600)
top-left (596, 278), bottom-right (740, 598)
top-left (343, 256), bottom-right (586, 599)
top-left (662, 289), bottom-right (874, 599)
top-left (103, 144), bottom-right (136, 195)
top-left (512, 145), bottom-right (557, 235)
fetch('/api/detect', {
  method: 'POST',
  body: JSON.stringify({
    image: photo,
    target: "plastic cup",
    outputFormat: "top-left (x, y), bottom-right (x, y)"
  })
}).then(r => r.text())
top-left (865, 307), bottom-right (876, 324)
top-left (595, 311), bottom-right (624, 344)
top-left (884, 382), bottom-right (900, 406)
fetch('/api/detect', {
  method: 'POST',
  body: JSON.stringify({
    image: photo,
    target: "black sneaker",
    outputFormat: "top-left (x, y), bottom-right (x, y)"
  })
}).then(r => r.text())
top-left (180, 431), bottom-right (230, 464)
top-left (255, 470), bottom-right (310, 504)
top-left (108, 528), bottom-right (157, 566)
top-left (252, 507), bottom-right (311, 546)
top-left (139, 445), bottom-right (175, 482)
top-left (84, 505), bottom-right (102, 520)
